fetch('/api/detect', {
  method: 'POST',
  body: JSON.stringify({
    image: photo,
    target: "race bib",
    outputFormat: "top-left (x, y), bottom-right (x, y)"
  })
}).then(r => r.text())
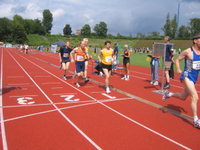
top-left (77, 55), bottom-right (84, 61)
top-left (192, 61), bottom-right (200, 70)
top-left (63, 53), bottom-right (69, 58)
top-left (105, 56), bottom-right (113, 63)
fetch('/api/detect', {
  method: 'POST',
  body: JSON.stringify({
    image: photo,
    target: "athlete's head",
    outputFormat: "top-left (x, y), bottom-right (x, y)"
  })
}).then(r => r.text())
top-left (193, 33), bottom-right (200, 49)
top-left (83, 38), bottom-right (89, 46)
top-left (124, 44), bottom-right (129, 49)
top-left (164, 36), bottom-right (170, 43)
top-left (65, 41), bottom-right (70, 47)
top-left (105, 41), bottom-right (111, 49)
top-left (80, 41), bottom-right (86, 49)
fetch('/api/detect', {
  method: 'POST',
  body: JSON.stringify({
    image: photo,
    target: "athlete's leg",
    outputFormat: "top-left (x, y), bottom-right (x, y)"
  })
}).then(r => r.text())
top-left (126, 63), bottom-right (130, 79)
top-left (102, 68), bottom-right (110, 88)
top-left (84, 61), bottom-right (88, 78)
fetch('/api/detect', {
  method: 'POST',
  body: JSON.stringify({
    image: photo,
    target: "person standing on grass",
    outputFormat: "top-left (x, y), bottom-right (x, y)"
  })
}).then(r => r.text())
top-left (70, 41), bottom-right (88, 87)
top-left (121, 44), bottom-right (131, 80)
top-left (83, 38), bottom-right (90, 83)
top-left (163, 33), bottom-right (200, 128)
top-left (163, 36), bottom-right (174, 89)
top-left (59, 41), bottom-right (72, 80)
top-left (98, 41), bottom-right (115, 93)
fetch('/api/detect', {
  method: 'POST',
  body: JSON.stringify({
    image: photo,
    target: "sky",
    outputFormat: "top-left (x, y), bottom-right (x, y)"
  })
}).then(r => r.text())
top-left (0, 0), bottom-right (199, 36)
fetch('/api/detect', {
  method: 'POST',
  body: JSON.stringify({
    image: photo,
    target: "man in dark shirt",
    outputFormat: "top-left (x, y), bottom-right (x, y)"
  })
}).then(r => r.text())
top-left (163, 36), bottom-right (173, 89)
top-left (59, 41), bottom-right (72, 80)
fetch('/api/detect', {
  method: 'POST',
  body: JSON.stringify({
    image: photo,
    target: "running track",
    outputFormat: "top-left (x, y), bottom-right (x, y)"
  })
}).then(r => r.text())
top-left (0, 47), bottom-right (200, 150)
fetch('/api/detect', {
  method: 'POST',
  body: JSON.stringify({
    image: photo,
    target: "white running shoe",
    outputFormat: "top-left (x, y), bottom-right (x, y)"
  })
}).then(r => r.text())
top-left (106, 87), bottom-right (111, 94)
top-left (153, 81), bottom-right (159, 85)
top-left (162, 90), bottom-right (171, 102)
top-left (121, 76), bottom-right (126, 80)
top-left (125, 78), bottom-right (129, 81)
top-left (150, 81), bottom-right (154, 84)
top-left (76, 83), bottom-right (80, 87)
top-left (194, 119), bottom-right (200, 129)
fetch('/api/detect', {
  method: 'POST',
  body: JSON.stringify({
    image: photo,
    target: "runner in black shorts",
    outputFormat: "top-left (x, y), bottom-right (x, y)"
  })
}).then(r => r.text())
top-left (59, 41), bottom-right (72, 80)
top-left (121, 44), bottom-right (131, 80)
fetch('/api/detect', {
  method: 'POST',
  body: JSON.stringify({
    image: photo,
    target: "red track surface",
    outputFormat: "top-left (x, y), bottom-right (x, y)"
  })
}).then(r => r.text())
top-left (0, 48), bottom-right (200, 150)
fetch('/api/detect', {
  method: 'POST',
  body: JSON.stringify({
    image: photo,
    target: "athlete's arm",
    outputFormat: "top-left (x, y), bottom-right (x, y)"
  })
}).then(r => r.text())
top-left (98, 50), bottom-right (102, 62)
top-left (70, 48), bottom-right (76, 62)
top-left (175, 49), bottom-right (189, 73)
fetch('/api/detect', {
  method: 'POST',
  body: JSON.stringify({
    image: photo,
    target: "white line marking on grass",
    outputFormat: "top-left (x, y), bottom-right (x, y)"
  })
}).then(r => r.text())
top-left (0, 48), bottom-right (8, 150)
top-left (8, 51), bottom-right (102, 150)
top-left (16, 50), bottom-right (192, 150)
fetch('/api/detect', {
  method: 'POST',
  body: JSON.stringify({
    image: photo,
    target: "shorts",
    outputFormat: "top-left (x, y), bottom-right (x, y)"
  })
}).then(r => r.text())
top-left (123, 58), bottom-right (130, 65)
top-left (101, 63), bottom-right (112, 71)
top-left (164, 61), bottom-right (172, 70)
top-left (85, 59), bottom-right (88, 61)
top-left (62, 59), bottom-right (70, 63)
top-left (76, 61), bottom-right (85, 73)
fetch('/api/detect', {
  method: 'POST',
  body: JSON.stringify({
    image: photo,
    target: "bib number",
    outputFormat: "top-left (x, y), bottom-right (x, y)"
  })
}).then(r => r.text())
top-left (105, 56), bottom-right (113, 63)
top-left (63, 53), bottom-right (69, 58)
top-left (192, 61), bottom-right (200, 70)
top-left (77, 55), bottom-right (84, 61)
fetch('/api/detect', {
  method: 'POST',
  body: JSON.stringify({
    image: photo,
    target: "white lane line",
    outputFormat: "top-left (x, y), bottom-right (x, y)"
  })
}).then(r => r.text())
top-left (102, 93), bottom-right (116, 99)
top-left (0, 48), bottom-right (8, 150)
top-left (52, 93), bottom-right (77, 95)
top-left (8, 51), bottom-right (102, 150)
top-left (16, 50), bottom-right (191, 150)
top-left (2, 97), bottom-right (132, 123)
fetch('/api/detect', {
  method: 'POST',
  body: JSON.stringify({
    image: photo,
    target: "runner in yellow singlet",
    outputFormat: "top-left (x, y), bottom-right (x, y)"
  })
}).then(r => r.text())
top-left (98, 41), bottom-right (115, 93)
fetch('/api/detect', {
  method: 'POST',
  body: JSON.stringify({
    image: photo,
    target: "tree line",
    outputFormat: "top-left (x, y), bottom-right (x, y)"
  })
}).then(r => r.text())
top-left (0, 9), bottom-right (200, 44)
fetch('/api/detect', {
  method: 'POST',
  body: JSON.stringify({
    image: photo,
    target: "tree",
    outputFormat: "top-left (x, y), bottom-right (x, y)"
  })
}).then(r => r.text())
top-left (148, 32), bottom-right (160, 38)
top-left (136, 32), bottom-right (145, 38)
top-left (94, 21), bottom-right (108, 37)
top-left (178, 25), bottom-right (190, 39)
top-left (42, 9), bottom-right (53, 34)
top-left (0, 17), bottom-right (12, 42)
top-left (171, 14), bottom-right (178, 38)
top-left (190, 18), bottom-right (200, 36)
top-left (12, 23), bottom-right (28, 44)
top-left (33, 19), bottom-right (45, 35)
top-left (63, 24), bottom-right (72, 36)
top-left (81, 24), bottom-right (91, 36)
top-left (162, 13), bottom-right (172, 37)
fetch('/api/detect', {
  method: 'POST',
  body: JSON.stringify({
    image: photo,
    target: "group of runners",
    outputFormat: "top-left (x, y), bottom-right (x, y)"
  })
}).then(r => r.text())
top-left (59, 34), bottom-right (200, 129)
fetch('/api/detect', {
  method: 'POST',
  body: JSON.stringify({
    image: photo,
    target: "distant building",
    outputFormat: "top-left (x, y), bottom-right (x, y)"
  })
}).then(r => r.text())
top-left (76, 29), bottom-right (81, 35)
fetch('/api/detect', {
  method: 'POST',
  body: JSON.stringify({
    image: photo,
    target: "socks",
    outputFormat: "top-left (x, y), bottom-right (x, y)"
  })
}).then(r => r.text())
top-left (194, 116), bottom-right (199, 122)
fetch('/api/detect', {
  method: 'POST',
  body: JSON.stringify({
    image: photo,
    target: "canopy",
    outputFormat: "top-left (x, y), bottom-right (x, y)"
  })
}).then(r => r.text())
top-left (52, 41), bottom-right (65, 46)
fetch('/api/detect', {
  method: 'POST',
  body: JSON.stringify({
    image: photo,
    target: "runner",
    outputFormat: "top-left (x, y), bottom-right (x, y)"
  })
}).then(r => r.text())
top-left (70, 41), bottom-right (88, 87)
top-left (59, 41), bottom-right (72, 80)
top-left (24, 44), bottom-right (29, 54)
top-left (121, 44), bottom-right (131, 80)
top-left (83, 38), bottom-right (90, 82)
top-left (98, 41), bottom-right (115, 93)
top-left (163, 33), bottom-right (200, 128)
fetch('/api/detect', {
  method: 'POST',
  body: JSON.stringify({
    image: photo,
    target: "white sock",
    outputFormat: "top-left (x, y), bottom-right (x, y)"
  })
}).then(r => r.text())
top-left (168, 92), bottom-right (174, 97)
top-left (194, 116), bottom-right (199, 122)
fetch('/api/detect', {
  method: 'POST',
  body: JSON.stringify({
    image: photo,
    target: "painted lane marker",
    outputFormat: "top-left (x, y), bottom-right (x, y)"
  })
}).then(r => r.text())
top-left (60, 95), bottom-right (80, 102)
top-left (53, 93), bottom-right (77, 96)
top-left (15, 50), bottom-right (192, 150)
top-left (8, 50), bottom-right (102, 150)
top-left (102, 93), bottom-right (116, 99)
top-left (17, 97), bottom-right (35, 105)
top-left (0, 47), bottom-right (8, 150)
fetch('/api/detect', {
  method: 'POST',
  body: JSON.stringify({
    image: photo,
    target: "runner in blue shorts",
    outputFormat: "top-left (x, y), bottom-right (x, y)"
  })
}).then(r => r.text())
top-left (70, 41), bottom-right (88, 87)
top-left (163, 33), bottom-right (200, 128)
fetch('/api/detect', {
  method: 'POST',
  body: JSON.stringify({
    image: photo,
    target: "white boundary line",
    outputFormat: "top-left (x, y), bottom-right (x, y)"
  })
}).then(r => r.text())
top-left (2, 97), bottom-right (131, 123)
top-left (14, 50), bottom-right (192, 150)
top-left (0, 48), bottom-right (8, 150)
top-left (8, 50), bottom-right (102, 150)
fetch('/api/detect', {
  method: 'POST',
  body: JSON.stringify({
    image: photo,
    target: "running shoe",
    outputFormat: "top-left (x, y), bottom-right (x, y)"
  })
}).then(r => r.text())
top-left (153, 81), bottom-right (159, 86)
top-left (150, 81), bottom-right (154, 84)
top-left (162, 90), bottom-right (170, 102)
top-left (106, 87), bottom-right (111, 94)
top-left (76, 83), bottom-right (80, 87)
top-left (194, 119), bottom-right (200, 129)
top-left (121, 76), bottom-right (126, 80)
top-left (125, 78), bottom-right (129, 81)
top-left (164, 84), bottom-right (170, 89)
top-left (63, 76), bottom-right (67, 80)
top-left (84, 77), bottom-right (89, 83)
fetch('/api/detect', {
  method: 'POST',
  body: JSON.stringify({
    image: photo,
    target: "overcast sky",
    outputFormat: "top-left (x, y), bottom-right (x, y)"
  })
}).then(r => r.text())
top-left (0, 0), bottom-right (199, 36)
